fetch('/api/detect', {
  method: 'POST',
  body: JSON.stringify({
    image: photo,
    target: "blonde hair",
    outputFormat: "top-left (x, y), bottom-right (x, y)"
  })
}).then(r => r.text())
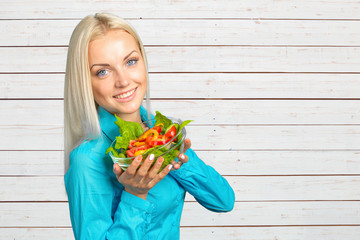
top-left (64, 13), bottom-right (150, 172)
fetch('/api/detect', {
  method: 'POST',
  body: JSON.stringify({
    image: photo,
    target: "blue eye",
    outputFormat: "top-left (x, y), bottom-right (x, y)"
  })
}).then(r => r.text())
top-left (127, 58), bottom-right (138, 66)
top-left (96, 69), bottom-right (108, 77)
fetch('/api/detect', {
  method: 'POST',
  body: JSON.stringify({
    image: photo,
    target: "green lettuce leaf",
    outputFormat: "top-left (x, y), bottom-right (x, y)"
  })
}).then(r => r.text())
top-left (141, 144), bottom-right (180, 171)
top-left (154, 111), bottom-right (172, 131)
top-left (178, 119), bottom-right (192, 140)
top-left (178, 120), bottom-right (192, 132)
top-left (114, 114), bottom-right (144, 139)
top-left (113, 114), bottom-right (144, 151)
top-left (105, 146), bottom-right (120, 157)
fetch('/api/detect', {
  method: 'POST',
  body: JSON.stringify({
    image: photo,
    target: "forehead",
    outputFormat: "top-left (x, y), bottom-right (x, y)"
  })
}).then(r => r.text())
top-left (88, 29), bottom-right (139, 58)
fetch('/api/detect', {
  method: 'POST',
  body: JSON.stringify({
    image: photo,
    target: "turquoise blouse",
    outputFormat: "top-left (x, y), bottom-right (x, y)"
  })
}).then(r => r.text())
top-left (65, 106), bottom-right (235, 240)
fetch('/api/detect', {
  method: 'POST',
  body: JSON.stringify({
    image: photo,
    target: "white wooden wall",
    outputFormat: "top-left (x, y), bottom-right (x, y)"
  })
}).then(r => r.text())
top-left (1, 0), bottom-right (360, 239)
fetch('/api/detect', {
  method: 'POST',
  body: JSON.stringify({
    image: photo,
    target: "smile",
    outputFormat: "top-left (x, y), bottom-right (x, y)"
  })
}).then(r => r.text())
top-left (114, 88), bottom-right (137, 99)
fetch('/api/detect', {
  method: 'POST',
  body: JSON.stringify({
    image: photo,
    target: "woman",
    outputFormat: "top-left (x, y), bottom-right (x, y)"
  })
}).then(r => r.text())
top-left (64, 12), bottom-right (235, 240)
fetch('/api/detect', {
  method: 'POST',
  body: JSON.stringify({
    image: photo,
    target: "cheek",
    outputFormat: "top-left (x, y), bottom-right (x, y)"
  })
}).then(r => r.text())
top-left (132, 64), bottom-right (147, 84)
top-left (132, 73), bottom-right (146, 85)
top-left (91, 81), bottom-right (110, 101)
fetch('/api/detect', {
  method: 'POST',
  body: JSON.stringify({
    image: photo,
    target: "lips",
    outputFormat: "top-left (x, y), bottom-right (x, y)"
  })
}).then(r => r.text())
top-left (114, 88), bottom-right (136, 99)
top-left (113, 87), bottom-right (137, 103)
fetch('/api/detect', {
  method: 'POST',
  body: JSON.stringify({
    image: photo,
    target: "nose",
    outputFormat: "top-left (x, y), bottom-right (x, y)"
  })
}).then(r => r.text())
top-left (114, 68), bottom-right (130, 88)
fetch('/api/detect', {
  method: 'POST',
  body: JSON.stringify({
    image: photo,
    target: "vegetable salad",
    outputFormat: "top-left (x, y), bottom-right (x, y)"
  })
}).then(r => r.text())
top-left (106, 111), bottom-right (192, 170)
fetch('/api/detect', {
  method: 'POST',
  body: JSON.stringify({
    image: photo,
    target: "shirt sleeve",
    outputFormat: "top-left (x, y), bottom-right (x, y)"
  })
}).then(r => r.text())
top-left (65, 150), bottom-right (154, 240)
top-left (169, 148), bottom-right (235, 212)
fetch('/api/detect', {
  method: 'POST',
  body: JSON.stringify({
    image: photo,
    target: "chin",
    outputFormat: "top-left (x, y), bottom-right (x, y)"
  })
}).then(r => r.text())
top-left (116, 102), bottom-right (142, 115)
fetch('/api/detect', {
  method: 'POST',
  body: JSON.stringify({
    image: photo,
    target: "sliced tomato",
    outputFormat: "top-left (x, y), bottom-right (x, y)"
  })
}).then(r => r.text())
top-left (128, 140), bottom-right (137, 148)
top-left (126, 149), bottom-right (136, 157)
top-left (164, 124), bottom-right (177, 140)
top-left (126, 145), bottom-right (152, 157)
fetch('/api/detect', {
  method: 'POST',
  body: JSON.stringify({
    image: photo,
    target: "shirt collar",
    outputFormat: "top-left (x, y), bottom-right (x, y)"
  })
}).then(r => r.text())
top-left (98, 105), bottom-right (152, 142)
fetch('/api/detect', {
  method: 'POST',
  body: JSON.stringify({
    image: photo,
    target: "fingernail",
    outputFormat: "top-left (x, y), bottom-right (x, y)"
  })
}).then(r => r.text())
top-left (149, 154), bottom-right (154, 161)
top-left (168, 165), bottom-right (173, 170)
top-left (180, 154), bottom-right (185, 160)
top-left (113, 164), bottom-right (116, 171)
top-left (186, 139), bottom-right (190, 144)
top-left (136, 156), bottom-right (142, 162)
top-left (158, 157), bottom-right (164, 163)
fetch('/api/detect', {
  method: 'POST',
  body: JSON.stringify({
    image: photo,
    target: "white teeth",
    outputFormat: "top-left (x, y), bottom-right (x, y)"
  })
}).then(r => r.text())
top-left (115, 89), bottom-right (136, 99)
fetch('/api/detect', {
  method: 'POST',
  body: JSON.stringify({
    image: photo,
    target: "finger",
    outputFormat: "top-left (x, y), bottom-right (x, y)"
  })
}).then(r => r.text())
top-left (125, 155), bottom-right (143, 175)
top-left (148, 156), bottom-right (164, 178)
top-left (136, 154), bottom-right (155, 179)
top-left (170, 159), bottom-right (177, 166)
top-left (178, 153), bottom-right (189, 163)
top-left (173, 152), bottom-right (190, 170)
top-left (182, 138), bottom-right (191, 153)
top-left (113, 163), bottom-right (124, 178)
top-left (149, 164), bottom-right (172, 187)
top-left (173, 162), bottom-right (181, 170)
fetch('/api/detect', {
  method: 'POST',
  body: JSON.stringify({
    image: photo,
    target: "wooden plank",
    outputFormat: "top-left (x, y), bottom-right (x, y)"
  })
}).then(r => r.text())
top-left (185, 125), bottom-right (360, 150)
top-left (1, 47), bottom-right (360, 73)
top-left (2, 19), bottom-right (360, 46)
top-left (0, 125), bottom-right (63, 150)
top-left (0, 203), bottom-right (71, 227)
top-left (1, 176), bottom-right (360, 201)
top-left (2, 100), bottom-right (360, 125)
top-left (198, 150), bottom-right (360, 176)
top-left (146, 47), bottom-right (360, 73)
top-left (0, 228), bottom-right (74, 240)
top-left (154, 100), bottom-right (360, 124)
top-left (0, 47), bottom-right (67, 73)
top-left (0, 177), bottom-right (67, 201)
top-left (0, 151), bottom-right (64, 176)
top-left (180, 201), bottom-right (360, 226)
top-left (1, 150), bottom-right (360, 176)
top-left (2, 226), bottom-right (360, 240)
top-left (1, 201), bottom-right (359, 227)
top-left (1, 125), bottom-right (359, 151)
top-left (0, 74), bottom-right (65, 99)
top-left (180, 226), bottom-right (360, 240)
top-left (0, 0), bottom-right (360, 19)
top-left (1, 73), bottom-right (359, 99)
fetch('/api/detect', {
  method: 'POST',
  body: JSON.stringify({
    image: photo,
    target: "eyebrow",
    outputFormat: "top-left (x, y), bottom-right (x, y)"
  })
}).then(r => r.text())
top-left (90, 50), bottom-right (138, 70)
top-left (90, 63), bottom-right (110, 70)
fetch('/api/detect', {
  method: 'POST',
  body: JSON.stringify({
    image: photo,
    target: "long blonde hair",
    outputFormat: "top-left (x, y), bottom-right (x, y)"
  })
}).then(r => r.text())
top-left (64, 13), bottom-right (150, 172)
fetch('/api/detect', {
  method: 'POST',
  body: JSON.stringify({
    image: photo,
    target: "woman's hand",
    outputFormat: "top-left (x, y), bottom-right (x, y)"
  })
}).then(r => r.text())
top-left (172, 138), bottom-right (191, 170)
top-left (113, 154), bottom-right (171, 200)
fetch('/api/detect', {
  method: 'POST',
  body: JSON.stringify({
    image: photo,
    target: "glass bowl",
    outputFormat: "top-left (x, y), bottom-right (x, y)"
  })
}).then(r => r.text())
top-left (108, 118), bottom-right (187, 171)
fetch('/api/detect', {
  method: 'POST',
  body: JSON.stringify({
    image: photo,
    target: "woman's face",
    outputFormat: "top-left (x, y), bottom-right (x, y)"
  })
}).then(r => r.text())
top-left (88, 29), bottom-right (147, 119)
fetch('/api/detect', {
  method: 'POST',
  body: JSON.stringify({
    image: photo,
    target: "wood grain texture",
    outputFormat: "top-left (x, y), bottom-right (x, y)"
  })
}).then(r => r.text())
top-left (1, 176), bottom-right (360, 201)
top-left (1, 0), bottom-right (360, 19)
top-left (2, 99), bottom-right (360, 125)
top-left (2, 19), bottom-right (360, 46)
top-left (1, 125), bottom-right (360, 151)
top-left (1, 202), bottom-right (359, 227)
top-left (1, 73), bottom-right (360, 99)
top-left (2, 226), bottom-right (360, 240)
top-left (1, 47), bottom-right (360, 73)
top-left (1, 0), bottom-right (360, 238)
top-left (1, 150), bottom-right (359, 176)
top-left (180, 226), bottom-right (360, 240)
